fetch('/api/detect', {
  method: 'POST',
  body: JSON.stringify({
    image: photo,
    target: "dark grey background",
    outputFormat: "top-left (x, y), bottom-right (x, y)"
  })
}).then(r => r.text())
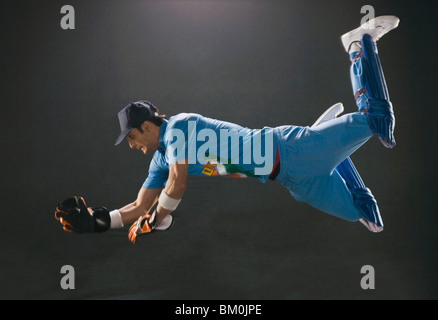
top-left (1, 0), bottom-right (436, 299)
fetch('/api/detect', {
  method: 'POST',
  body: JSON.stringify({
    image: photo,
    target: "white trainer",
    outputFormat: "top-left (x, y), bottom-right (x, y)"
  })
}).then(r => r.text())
top-left (359, 218), bottom-right (384, 233)
top-left (341, 15), bottom-right (400, 53)
top-left (311, 102), bottom-right (345, 128)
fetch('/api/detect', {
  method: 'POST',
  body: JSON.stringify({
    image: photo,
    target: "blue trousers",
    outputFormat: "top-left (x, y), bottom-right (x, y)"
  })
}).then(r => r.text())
top-left (274, 112), bottom-right (373, 222)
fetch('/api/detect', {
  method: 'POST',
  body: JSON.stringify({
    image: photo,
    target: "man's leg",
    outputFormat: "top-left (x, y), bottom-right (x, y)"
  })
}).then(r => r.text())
top-left (276, 111), bottom-right (383, 230)
top-left (289, 170), bottom-right (362, 223)
top-left (299, 112), bottom-right (372, 176)
top-left (343, 16), bottom-right (400, 148)
top-left (336, 158), bottom-right (383, 232)
top-left (304, 16), bottom-right (400, 170)
top-left (277, 17), bottom-right (399, 230)
top-left (311, 103), bottom-right (383, 232)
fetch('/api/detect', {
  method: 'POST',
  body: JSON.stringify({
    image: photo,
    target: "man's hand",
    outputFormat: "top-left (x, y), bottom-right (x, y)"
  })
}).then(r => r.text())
top-left (128, 210), bottom-right (157, 243)
top-left (55, 196), bottom-right (110, 233)
top-left (55, 196), bottom-right (95, 233)
top-left (128, 211), bottom-right (175, 243)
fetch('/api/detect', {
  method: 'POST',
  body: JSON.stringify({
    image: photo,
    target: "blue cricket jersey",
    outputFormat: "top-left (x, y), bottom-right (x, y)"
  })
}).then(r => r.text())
top-left (142, 113), bottom-right (278, 189)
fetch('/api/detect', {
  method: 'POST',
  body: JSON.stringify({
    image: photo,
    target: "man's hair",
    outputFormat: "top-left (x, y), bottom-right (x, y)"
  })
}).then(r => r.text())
top-left (136, 105), bottom-right (167, 132)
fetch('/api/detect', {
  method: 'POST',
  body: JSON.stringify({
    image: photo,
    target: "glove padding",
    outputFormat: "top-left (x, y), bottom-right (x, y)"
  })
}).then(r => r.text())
top-left (55, 196), bottom-right (110, 234)
top-left (128, 211), bottom-right (174, 243)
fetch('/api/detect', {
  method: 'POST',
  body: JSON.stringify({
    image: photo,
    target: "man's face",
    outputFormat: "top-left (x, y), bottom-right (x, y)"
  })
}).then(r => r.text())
top-left (126, 121), bottom-right (159, 155)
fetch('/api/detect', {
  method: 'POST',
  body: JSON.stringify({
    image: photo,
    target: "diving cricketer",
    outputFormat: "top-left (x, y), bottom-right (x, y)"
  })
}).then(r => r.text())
top-left (55, 16), bottom-right (400, 243)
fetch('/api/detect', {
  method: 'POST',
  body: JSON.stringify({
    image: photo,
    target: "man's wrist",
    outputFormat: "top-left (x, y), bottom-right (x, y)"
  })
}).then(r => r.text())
top-left (109, 209), bottom-right (124, 229)
top-left (158, 191), bottom-right (181, 211)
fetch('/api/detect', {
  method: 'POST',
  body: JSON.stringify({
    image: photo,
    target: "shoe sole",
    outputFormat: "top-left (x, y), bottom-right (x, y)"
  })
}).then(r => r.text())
top-left (341, 15), bottom-right (400, 52)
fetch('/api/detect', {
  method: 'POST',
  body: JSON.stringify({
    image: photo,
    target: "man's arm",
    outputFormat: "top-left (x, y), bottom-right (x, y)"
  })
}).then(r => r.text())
top-left (118, 187), bottom-right (162, 225)
top-left (122, 160), bottom-right (188, 226)
top-left (155, 160), bottom-right (189, 225)
top-left (126, 160), bottom-right (188, 243)
top-left (55, 162), bottom-right (188, 240)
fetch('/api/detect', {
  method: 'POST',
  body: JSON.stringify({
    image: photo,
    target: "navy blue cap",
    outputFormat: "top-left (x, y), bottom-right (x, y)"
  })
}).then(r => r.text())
top-left (114, 100), bottom-right (156, 146)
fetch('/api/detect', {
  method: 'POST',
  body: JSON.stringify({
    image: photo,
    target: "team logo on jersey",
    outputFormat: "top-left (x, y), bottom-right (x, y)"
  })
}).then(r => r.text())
top-left (200, 158), bottom-right (251, 178)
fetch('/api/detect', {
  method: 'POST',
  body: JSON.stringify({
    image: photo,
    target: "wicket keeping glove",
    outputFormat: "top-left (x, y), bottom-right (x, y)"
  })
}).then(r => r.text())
top-left (55, 196), bottom-right (110, 234)
top-left (128, 211), bottom-right (174, 243)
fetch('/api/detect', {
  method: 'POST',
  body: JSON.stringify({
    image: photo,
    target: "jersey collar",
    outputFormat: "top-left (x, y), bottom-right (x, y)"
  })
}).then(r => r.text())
top-left (158, 119), bottom-right (168, 151)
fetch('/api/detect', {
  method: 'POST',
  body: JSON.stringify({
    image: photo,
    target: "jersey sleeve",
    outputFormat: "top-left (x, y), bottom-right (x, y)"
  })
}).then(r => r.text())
top-left (142, 151), bottom-right (169, 189)
top-left (163, 114), bottom-right (199, 166)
